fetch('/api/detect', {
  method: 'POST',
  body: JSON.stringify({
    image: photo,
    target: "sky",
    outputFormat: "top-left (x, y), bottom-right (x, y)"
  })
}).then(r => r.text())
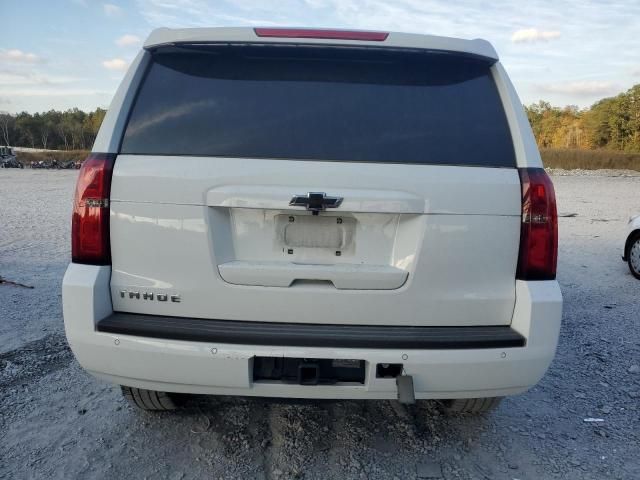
top-left (1, 0), bottom-right (639, 113)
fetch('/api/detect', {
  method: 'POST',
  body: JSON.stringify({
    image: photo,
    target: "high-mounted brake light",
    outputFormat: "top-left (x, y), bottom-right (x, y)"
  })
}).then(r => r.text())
top-left (254, 28), bottom-right (389, 42)
top-left (517, 168), bottom-right (558, 280)
top-left (71, 153), bottom-right (116, 265)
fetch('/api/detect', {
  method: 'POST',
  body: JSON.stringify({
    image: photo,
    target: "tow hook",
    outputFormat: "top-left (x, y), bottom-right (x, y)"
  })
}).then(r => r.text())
top-left (396, 375), bottom-right (416, 405)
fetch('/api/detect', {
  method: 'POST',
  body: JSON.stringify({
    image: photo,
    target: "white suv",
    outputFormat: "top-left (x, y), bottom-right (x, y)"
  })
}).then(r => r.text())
top-left (63, 27), bottom-right (562, 413)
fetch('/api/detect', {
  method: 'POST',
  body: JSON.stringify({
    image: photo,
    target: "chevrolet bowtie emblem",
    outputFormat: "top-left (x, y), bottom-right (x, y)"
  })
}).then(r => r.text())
top-left (289, 192), bottom-right (343, 214)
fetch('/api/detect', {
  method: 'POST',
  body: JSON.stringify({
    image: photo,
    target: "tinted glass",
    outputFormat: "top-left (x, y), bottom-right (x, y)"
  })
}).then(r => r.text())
top-left (121, 45), bottom-right (515, 167)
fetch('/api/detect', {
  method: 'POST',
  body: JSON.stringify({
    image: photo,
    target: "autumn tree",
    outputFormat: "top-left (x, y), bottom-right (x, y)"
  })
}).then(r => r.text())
top-left (525, 84), bottom-right (640, 153)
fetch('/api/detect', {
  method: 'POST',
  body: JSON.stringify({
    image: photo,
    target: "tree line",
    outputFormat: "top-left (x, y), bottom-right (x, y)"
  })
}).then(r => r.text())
top-left (2, 83), bottom-right (639, 153)
top-left (525, 84), bottom-right (640, 153)
top-left (0, 108), bottom-right (106, 150)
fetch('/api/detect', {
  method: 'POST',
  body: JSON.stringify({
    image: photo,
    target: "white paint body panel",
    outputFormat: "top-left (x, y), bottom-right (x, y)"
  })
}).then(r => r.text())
top-left (92, 51), bottom-right (149, 153)
top-left (63, 264), bottom-right (562, 399)
top-left (624, 214), bottom-right (640, 258)
top-left (626, 215), bottom-right (640, 241)
top-left (108, 156), bottom-right (521, 326)
top-left (110, 156), bottom-right (521, 215)
top-left (491, 63), bottom-right (543, 169)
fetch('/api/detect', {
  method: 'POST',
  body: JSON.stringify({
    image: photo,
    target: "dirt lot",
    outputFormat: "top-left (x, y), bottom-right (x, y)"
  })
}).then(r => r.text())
top-left (1, 170), bottom-right (639, 480)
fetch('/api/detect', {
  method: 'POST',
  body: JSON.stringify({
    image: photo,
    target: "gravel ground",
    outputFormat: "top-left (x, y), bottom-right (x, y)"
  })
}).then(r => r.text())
top-left (1, 169), bottom-right (639, 480)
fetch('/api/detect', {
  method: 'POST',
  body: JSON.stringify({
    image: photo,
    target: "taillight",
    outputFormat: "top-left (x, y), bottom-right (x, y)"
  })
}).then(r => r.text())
top-left (517, 168), bottom-right (558, 280)
top-left (254, 28), bottom-right (389, 41)
top-left (71, 153), bottom-right (116, 265)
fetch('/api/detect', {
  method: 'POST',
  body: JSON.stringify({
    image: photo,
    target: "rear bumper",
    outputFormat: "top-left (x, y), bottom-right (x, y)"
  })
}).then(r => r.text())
top-left (97, 313), bottom-right (526, 349)
top-left (62, 264), bottom-right (562, 400)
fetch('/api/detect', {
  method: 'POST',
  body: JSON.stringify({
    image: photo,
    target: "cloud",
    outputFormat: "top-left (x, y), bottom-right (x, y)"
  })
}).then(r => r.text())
top-left (104, 3), bottom-right (122, 16)
top-left (537, 81), bottom-right (617, 96)
top-left (2, 88), bottom-right (112, 98)
top-left (102, 58), bottom-right (128, 71)
top-left (0, 71), bottom-right (74, 87)
top-left (511, 28), bottom-right (561, 43)
top-left (137, 0), bottom-right (282, 27)
top-left (0, 49), bottom-right (43, 64)
top-left (0, 67), bottom-right (84, 87)
top-left (116, 34), bottom-right (141, 47)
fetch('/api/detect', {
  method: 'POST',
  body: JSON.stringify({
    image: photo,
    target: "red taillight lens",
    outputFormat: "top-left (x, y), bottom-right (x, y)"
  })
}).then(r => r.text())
top-left (517, 168), bottom-right (558, 280)
top-left (71, 153), bottom-right (116, 265)
top-left (254, 28), bottom-right (389, 41)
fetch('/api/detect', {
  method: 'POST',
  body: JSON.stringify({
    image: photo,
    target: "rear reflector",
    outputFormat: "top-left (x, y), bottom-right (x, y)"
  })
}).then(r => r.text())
top-left (254, 28), bottom-right (389, 42)
top-left (71, 153), bottom-right (116, 265)
top-left (517, 168), bottom-right (558, 280)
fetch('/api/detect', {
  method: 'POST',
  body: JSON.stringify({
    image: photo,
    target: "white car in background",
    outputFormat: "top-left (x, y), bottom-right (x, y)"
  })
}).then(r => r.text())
top-left (623, 215), bottom-right (640, 279)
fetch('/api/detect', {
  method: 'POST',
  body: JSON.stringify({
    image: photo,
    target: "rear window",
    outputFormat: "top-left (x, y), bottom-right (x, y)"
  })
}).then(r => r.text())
top-left (121, 45), bottom-right (515, 167)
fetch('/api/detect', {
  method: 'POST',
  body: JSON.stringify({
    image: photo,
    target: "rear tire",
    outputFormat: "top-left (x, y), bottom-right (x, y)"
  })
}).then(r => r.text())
top-left (627, 233), bottom-right (640, 280)
top-left (121, 386), bottom-right (181, 411)
top-left (441, 397), bottom-right (502, 414)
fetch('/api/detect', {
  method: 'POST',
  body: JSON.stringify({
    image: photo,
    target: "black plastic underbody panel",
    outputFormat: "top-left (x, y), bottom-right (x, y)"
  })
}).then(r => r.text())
top-left (97, 313), bottom-right (526, 349)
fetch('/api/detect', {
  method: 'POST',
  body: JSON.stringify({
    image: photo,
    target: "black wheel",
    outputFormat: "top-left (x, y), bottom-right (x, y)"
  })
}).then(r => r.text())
top-left (627, 233), bottom-right (640, 280)
top-left (121, 386), bottom-right (182, 411)
top-left (440, 397), bottom-right (502, 414)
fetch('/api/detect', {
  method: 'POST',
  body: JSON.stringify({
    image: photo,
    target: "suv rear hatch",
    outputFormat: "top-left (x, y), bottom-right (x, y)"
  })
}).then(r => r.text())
top-left (108, 42), bottom-right (521, 327)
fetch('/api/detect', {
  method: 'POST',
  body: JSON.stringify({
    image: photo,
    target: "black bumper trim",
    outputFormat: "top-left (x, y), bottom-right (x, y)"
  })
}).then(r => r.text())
top-left (97, 313), bottom-right (526, 349)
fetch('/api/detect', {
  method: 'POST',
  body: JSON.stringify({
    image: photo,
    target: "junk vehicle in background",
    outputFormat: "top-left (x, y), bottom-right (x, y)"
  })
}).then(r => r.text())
top-left (0, 146), bottom-right (23, 168)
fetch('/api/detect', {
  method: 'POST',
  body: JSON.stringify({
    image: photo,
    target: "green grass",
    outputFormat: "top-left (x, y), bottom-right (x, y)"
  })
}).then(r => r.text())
top-left (541, 148), bottom-right (640, 171)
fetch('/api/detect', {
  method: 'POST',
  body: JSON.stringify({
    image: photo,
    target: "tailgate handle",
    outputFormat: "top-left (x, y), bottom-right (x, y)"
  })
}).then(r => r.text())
top-left (289, 192), bottom-right (343, 214)
top-left (218, 261), bottom-right (409, 290)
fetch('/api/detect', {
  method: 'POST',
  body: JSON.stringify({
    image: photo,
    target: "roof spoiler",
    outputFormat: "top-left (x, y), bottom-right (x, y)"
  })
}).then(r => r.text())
top-left (143, 27), bottom-right (499, 62)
